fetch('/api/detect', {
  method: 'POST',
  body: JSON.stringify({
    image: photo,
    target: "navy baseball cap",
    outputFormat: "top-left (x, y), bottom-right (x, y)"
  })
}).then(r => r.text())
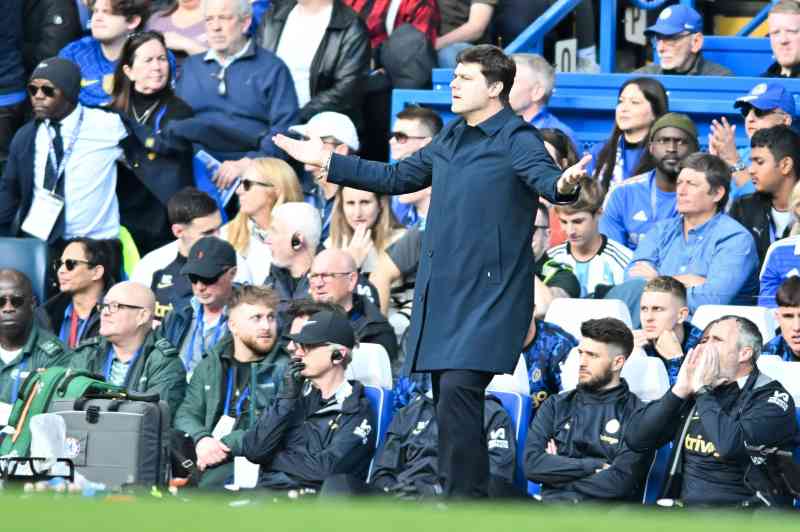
top-left (734, 82), bottom-right (796, 116)
top-left (645, 5), bottom-right (702, 37)
top-left (180, 236), bottom-right (236, 278)
top-left (288, 310), bottom-right (356, 349)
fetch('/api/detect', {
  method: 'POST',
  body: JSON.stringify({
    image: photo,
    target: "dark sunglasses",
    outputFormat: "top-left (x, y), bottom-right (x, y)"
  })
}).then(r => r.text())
top-left (0, 295), bottom-right (27, 308)
top-left (390, 131), bottom-right (428, 144)
top-left (27, 84), bottom-right (57, 98)
top-left (240, 179), bottom-right (274, 192)
top-left (740, 106), bottom-right (777, 119)
top-left (187, 269), bottom-right (228, 286)
top-left (54, 258), bottom-right (94, 272)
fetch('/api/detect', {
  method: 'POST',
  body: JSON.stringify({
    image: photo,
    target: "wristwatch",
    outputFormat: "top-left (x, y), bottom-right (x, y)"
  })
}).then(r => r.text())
top-left (729, 161), bottom-right (747, 173)
top-left (695, 385), bottom-right (712, 396)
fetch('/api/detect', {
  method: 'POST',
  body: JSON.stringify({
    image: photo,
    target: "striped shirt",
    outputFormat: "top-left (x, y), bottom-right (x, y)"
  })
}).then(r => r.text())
top-left (759, 235), bottom-right (800, 307)
top-left (546, 235), bottom-right (633, 296)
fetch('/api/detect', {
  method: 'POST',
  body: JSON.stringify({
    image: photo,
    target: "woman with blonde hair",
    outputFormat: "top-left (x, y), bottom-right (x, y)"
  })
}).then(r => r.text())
top-left (327, 187), bottom-right (405, 273)
top-left (221, 158), bottom-right (303, 282)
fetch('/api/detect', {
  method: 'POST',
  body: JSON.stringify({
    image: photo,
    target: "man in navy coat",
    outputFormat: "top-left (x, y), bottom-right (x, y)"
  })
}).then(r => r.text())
top-left (274, 45), bottom-right (589, 498)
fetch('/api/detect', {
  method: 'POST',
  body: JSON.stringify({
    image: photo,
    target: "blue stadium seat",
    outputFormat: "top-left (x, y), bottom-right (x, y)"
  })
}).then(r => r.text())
top-left (643, 443), bottom-right (672, 504)
top-left (0, 237), bottom-right (49, 304)
top-left (364, 385), bottom-right (395, 482)
top-left (487, 390), bottom-right (532, 494)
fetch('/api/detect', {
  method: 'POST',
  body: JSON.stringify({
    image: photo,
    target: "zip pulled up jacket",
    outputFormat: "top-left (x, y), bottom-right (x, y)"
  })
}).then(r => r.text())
top-left (241, 379), bottom-right (375, 490)
top-left (173, 335), bottom-right (289, 455)
top-left (370, 393), bottom-right (515, 497)
top-left (624, 369), bottom-right (798, 506)
top-left (525, 380), bottom-right (654, 503)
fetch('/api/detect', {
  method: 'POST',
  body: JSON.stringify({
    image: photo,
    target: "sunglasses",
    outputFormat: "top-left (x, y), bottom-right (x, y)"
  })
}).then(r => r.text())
top-left (390, 132), bottom-right (428, 144)
top-left (741, 106), bottom-right (778, 119)
top-left (240, 179), bottom-right (274, 192)
top-left (187, 269), bottom-right (228, 286)
top-left (54, 258), bottom-right (93, 272)
top-left (27, 84), bottom-right (57, 98)
top-left (0, 295), bottom-right (27, 308)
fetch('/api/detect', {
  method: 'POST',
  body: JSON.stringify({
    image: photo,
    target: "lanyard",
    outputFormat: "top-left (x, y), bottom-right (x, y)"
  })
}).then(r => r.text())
top-left (45, 107), bottom-right (85, 193)
top-left (59, 303), bottom-right (89, 348)
top-left (153, 105), bottom-right (167, 134)
top-left (185, 307), bottom-right (226, 370)
top-left (103, 346), bottom-right (143, 387)
top-left (10, 358), bottom-right (28, 404)
top-left (223, 367), bottom-right (250, 418)
top-left (649, 170), bottom-right (658, 222)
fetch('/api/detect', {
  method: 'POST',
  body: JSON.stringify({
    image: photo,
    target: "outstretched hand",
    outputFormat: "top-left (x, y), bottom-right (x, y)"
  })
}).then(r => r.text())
top-left (273, 134), bottom-right (328, 167)
top-left (557, 154), bottom-right (592, 195)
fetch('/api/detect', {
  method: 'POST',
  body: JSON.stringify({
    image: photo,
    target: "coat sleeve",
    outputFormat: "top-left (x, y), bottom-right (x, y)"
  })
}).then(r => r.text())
top-left (298, 18), bottom-right (370, 123)
top-left (693, 383), bottom-right (797, 461)
top-left (758, 243), bottom-right (784, 308)
top-left (624, 389), bottom-right (686, 452)
top-left (174, 368), bottom-right (213, 444)
top-left (24, 0), bottom-right (81, 71)
top-left (486, 401), bottom-right (516, 484)
top-left (250, 61), bottom-right (299, 159)
top-left (566, 429), bottom-right (654, 500)
top-left (0, 130), bottom-right (25, 235)
top-left (241, 397), bottom-right (301, 464)
top-left (142, 353), bottom-right (187, 422)
top-left (327, 142), bottom-right (434, 195)
top-left (524, 396), bottom-right (605, 485)
top-left (509, 128), bottom-right (574, 205)
top-left (267, 403), bottom-right (376, 483)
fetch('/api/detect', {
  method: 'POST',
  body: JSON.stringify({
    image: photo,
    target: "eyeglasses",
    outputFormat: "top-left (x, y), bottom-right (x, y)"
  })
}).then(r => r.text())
top-left (308, 272), bottom-right (353, 283)
top-left (652, 137), bottom-right (691, 147)
top-left (0, 295), bottom-right (27, 308)
top-left (187, 269), bottom-right (228, 286)
top-left (54, 258), bottom-right (94, 272)
top-left (390, 132), bottom-right (428, 144)
top-left (96, 301), bottom-right (145, 314)
top-left (27, 84), bottom-right (57, 98)
top-left (240, 179), bottom-right (274, 192)
top-left (741, 106), bottom-right (780, 119)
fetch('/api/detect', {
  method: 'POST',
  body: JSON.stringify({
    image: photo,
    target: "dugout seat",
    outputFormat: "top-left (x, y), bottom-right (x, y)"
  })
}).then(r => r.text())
top-left (0, 237), bottom-right (49, 305)
top-left (692, 305), bottom-right (778, 344)
top-left (620, 349), bottom-right (670, 402)
top-left (346, 343), bottom-right (393, 389)
top-left (544, 298), bottom-right (633, 340)
top-left (364, 385), bottom-right (395, 483)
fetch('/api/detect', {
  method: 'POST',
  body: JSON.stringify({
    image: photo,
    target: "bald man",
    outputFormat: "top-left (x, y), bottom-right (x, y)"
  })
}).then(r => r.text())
top-left (309, 249), bottom-right (398, 362)
top-left (0, 269), bottom-right (68, 407)
top-left (69, 281), bottom-right (186, 417)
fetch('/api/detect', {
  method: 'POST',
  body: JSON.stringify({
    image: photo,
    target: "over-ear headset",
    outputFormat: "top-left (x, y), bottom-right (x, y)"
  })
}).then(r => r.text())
top-left (291, 233), bottom-right (302, 250)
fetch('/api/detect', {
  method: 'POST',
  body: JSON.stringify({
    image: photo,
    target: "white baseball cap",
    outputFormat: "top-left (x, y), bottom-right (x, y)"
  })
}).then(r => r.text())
top-left (289, 111), bottom-right (360, 152)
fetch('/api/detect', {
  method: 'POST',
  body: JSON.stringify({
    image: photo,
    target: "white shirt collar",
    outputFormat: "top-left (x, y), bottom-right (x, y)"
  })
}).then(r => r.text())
top-left (204, 39), bottom-right (251, 66)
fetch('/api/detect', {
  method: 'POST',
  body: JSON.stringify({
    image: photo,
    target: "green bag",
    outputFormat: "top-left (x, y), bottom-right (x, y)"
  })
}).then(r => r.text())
top-left (0, 367), bottom-right (124, 457)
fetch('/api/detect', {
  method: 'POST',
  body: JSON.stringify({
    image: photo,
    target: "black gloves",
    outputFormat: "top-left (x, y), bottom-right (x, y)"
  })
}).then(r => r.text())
top-left (278, 359), bottom-right (306, 399)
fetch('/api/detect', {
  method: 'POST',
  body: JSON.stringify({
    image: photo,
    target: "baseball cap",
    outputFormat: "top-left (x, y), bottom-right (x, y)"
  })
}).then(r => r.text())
top-left (734, 82), bottom-right (796, 116)
top-left (645, 5), bottom-right (702, 37)
top-left (650, 113), bottom-right (698, 140)
top-left (289, 112), bottom-right (360, 152)
top-left (180, 236), bottom-right (236, 278)
top-left (288, 310), bottom-right (356, 349)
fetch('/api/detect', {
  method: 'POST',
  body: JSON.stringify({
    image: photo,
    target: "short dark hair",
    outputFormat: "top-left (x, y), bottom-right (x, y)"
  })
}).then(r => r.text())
top-left (751, 125), bottom-right (800, 180)
top-left (679, 152), bottom-right (731, 212)
top-left (580, 318), bottom-right (634, 359)
top-left (64, 237), bottom-right (121, 289)
top-left (89, 0), bottom-right (151, 30)
top-left (455, 45), bottom-right (516, 106)
top-left (643, 276), bottom-right (687, 307)
top-left (167, 187), bottom-right (218, 225)
top-left (396, 106), bottom-right (444, 137)
top-left (776, 276), bottom-right (800, 307)
top-left (286, 298), bottom-right (342, 320)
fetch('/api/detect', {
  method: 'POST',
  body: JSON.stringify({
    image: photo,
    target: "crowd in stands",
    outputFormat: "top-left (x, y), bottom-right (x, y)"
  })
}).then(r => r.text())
top-left (1, 0), bottom-right (800, 507)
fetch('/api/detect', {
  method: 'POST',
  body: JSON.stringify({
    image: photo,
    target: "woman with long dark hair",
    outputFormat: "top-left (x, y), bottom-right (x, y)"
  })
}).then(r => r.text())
top-left (588, 77), bottom-right (668, 190)
top-left (110, 30), bottom-right (194, 254)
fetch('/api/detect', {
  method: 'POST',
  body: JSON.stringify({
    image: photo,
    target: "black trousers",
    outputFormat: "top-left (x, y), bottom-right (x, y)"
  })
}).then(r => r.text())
top-left (431, 369), bottom-right (494, 498)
